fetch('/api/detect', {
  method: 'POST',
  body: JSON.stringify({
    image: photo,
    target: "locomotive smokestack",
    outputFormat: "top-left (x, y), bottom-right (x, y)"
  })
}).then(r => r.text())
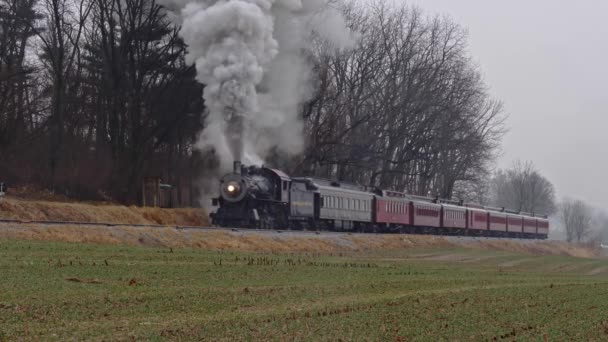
top-left (233, 160), bottom-right (242, 175)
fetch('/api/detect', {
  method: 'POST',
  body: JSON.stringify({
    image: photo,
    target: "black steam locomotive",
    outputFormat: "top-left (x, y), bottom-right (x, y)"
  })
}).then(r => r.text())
top-left (211, 161), bottom-right (293, 229)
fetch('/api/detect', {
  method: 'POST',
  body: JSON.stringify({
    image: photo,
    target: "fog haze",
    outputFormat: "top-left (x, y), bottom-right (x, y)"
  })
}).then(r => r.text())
top-left (403, 0), bottom-right (608, 207)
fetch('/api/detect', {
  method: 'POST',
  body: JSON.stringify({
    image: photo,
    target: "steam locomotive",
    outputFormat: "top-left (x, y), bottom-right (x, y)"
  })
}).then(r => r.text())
top-left (210, 161), bottom-right (550, 239)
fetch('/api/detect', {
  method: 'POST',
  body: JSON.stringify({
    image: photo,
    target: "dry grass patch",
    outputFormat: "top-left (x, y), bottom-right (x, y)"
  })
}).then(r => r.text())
top-left (0, 223), bottom-right (600, 258)
top-left (0, 198), bottom-right (208, 226)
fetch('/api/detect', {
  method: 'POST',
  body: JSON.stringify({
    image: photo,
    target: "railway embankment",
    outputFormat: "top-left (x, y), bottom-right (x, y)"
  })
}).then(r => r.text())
top-left (0, 197), bottom-right (208, 226)
top-left (0, 196), bottom-right (599, 258)
top-left (0, 221), bottom-right (600, 259)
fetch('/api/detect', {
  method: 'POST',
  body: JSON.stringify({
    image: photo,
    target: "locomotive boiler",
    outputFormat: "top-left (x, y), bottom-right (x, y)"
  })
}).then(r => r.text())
top-left (210, 161), bottom-right (291, 229)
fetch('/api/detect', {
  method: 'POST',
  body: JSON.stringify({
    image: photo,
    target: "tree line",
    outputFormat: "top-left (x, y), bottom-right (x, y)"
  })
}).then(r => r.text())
top-left (0, 0), bottom-right (563, 220)
top-left (0, 0), bottom-right (204, 203)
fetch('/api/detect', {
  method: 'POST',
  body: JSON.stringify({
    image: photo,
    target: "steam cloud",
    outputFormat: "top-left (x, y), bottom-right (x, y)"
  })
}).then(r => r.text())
top-left (165, 0), bottom-right (355, 171)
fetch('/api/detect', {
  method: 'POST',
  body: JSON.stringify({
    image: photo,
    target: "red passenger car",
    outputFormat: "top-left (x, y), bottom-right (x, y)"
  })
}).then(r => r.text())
top-left (488, 212), bottom-right (507, 232)
top-left (537, 218), bottom-right (549, 236)
top-left (441, 205), bottom-right (467, 229)
top-left (467, 208), bottom-right (489, 231)
top-left (412, 201), bottom-right (442, 227)
top-left (523, 217), bottom-right (537, 234)
top-left (507, 215), bottom-right (523, 233)
top-left (375, 194), bottom-right (412, 226)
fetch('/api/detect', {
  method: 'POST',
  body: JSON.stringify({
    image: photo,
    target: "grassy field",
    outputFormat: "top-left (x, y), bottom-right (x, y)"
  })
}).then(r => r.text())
top-left (1, 239), bottom-right (608, 341)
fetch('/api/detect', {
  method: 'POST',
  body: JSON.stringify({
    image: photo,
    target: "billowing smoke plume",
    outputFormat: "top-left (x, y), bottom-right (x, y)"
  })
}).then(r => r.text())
top-left (165, 0), bottom-right (355, 172)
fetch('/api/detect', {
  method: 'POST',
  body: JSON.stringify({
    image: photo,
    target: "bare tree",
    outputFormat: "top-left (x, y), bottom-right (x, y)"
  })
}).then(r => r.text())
top-left (297, 2), bottom-right (505, 200)
top-left (491, 160), bottom-right (556, 214)
top-left (35, 0), bottom-right (92, 183)
top-left (452, 170), bottom-right (492, 205)
top-left (560, 198), bottom-right (592, 242)
top-left (0, 0), bottom-right (41, 149)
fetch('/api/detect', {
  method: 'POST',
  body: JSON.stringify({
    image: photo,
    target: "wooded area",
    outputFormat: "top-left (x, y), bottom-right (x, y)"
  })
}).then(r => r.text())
top-left (0, 0), bottom-right (204, 203)
top-left (0, 0), bottom-right (507, 205)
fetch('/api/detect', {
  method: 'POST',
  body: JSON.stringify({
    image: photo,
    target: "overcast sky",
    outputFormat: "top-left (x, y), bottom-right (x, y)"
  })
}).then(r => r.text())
top-left (402, 0), bottom-right (608, 208)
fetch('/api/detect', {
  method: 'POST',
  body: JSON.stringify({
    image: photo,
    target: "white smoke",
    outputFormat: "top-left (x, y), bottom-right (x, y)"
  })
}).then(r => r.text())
top-left (166, 0), bottom-right (356, 173)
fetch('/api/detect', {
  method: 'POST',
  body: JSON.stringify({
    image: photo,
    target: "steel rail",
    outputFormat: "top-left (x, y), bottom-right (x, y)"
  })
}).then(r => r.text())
top-left (0, 218), bottom-right (302, 234)
top-left (0, 218), bottom-right (547, 240)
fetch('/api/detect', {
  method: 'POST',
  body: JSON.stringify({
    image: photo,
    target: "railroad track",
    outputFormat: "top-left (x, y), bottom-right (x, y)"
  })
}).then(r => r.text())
top-left (0, 218), bottom-right (548, 243)
top-left (0, 218), bottom-right (302, 234)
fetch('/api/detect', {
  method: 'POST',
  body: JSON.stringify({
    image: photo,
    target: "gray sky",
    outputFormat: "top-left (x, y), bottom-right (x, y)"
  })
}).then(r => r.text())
top-left (405, 0), bottom-right (608, 208)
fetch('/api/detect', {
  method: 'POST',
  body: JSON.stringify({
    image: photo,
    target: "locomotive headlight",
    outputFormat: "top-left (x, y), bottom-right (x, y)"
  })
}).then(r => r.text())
top-left (224, 181), bottom-right (241, 198)
top-left (220, 175), bottom-right (246, 202)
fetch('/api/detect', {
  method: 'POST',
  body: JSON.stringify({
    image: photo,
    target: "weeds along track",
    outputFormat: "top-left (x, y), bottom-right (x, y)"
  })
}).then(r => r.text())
top-left (0, 198), bottom-right (209, 226)
top-left (0, 217), bottom-right (215, 230)
top-left (0, 219), bottom-right (600, 258)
